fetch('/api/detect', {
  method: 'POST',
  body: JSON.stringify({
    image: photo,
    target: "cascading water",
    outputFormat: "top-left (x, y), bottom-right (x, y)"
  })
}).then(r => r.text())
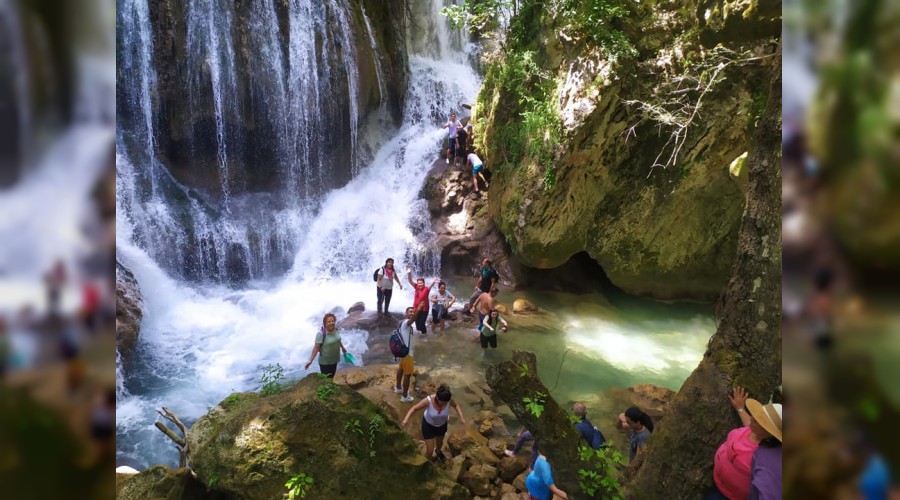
top-left (116, 0), bottom-right (480, 468)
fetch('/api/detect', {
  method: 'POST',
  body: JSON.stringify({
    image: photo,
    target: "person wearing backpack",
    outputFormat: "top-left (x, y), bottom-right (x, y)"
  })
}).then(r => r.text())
top-left (375, 258), bottom-right (403, 317)
top-left (572, 402), bottom-right (607, 450)
top-left (400, 384), bottom-right (467, 464)
top-left (393, 307), bottom-right (417, 402)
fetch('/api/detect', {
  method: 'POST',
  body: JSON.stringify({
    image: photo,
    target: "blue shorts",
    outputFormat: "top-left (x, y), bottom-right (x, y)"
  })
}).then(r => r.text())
top-left (473, 164), bottom-right (483, 175)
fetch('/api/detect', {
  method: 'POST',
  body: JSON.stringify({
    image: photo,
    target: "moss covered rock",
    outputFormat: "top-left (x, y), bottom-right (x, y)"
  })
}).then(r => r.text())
top-left (187, 375), bottom-right (468, 499)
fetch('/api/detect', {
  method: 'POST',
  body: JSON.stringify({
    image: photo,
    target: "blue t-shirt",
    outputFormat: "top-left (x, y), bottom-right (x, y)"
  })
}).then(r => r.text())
top-left (525, 455), bottom-right (554, 500)
top-left (630, 427), bottom-right (651, 462)
top-left (860, 455), bottom-right (890, 500)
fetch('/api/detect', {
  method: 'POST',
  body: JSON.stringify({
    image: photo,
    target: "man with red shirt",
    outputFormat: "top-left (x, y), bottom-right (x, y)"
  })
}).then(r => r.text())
top-left (407, 268), bottom-right (438, 335)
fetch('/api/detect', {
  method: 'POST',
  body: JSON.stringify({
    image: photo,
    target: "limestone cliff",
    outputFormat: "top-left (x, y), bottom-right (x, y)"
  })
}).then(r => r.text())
top-left (474, 0), bottom-right (779, 299)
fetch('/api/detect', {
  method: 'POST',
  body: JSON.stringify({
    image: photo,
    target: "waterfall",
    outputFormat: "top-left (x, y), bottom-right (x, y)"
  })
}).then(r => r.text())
top-left (361, 4), bottom-right (388, 106)
top-left (116, 0), bottom-right (480, 468)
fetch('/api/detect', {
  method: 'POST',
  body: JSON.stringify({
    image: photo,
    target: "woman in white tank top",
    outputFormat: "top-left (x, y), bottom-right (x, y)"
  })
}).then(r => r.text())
top-left (400, 385), bottom-right (467, 464)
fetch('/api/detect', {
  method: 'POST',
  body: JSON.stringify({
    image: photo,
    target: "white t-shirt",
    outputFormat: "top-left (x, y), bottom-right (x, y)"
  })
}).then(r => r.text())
top-left (468, 153), bottom-right (482, 166)
top-left (430, 290), bottom-right (451, 307)
top-left (398, 319), bottom-right (414, 357)
top-left (378, 266), bottom-right (395, 289)
top-left (446, 120), bottom-right (462, 138)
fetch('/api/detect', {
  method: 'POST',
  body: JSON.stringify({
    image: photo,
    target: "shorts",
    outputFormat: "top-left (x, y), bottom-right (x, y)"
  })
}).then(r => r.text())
top-left (472, 163), bottom-right (483, 175)
top-left (448, 136), bottom-right (458, 157)
top-left (456, 137), bottom-right (467, 157)
top-left (480, 333), bottom-right (497, 349)
top-left (422, 417), bottom-right (448, 439)
top-left (399, 355), bottom-right (414, 375)
top-left (319, 363), bottom-right (337, 378)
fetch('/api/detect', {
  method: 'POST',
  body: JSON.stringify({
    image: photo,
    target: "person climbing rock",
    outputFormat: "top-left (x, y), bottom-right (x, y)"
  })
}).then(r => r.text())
top-left (407, 268), bottom-right (437, 335)
top-left (466, 150), bottom-right (488, 193)
top-left (466, 258), bottom-right (499, 311)
top-left (376, 258), bottom-right (403, 317)
top-left (526, 452), bottom-right (569, 500)
top-left (441, 112), bottom-right (463, 166)
top-left (572, 402), bottom-right (607, 450)
top-left (430, 281), bottom-right (455, 330)
top-left (617, 406), bottom-right (654, 462)
top-left (304, 313), bottom-right (348, 378)
top-left (400, 384), bottom-right (467, 464)
top-left (393, 307), bottom-right (418, 403)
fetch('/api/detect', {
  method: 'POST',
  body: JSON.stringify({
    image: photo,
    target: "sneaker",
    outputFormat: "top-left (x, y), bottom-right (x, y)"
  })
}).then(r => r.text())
top-left (393, 386), bottom-right (403, 394)
top-left (400, 395), bottom-right (415, 403)
top-left (504, 449), bottom-right (516, 458)
top-left (445, 158), bottom-right (450, 164)
top-left (435, 450), bottom-right (447, 464)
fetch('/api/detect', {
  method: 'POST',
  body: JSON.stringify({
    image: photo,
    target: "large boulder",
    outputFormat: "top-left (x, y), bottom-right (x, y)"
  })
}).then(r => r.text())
top-left (116, 260), bottom-right (143, 366)
top-left (459, 463), bottom-right (498, 497)
top-left (477, 1), bottom-right (778, 300)
top-left (117, 466), bottom-right (206, 500)
top-left (187, 375), bottom-right (468, 499)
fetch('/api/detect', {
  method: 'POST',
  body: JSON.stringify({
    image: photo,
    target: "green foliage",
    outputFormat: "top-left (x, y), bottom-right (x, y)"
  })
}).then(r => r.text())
top-left (577, 443), bottom-right (626, 498)
top-left (559, 0), bottom-right (637, 61)
top-left (316, 381), bottom-right (337, 401)
top-left (285, 472), bottom-right (314, 500)
top-left (208, 471), bottom-right (219, 488)
top-left (522, 392), bottom-right (546, 418)
top-left (343, 418), bottom-right (364, 436)
top-left (367, 415), bottom-right (384, 458)
top-left (519, 362), bottom-right (530, 377)
top-left (440, 0), bottom-right (513, 33)
top-left (260, 363), bottom-right (285, 396)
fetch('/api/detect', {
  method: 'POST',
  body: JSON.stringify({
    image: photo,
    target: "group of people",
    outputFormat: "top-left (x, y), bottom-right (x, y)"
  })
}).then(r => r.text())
top-left (442, 111), bottom-right (489, 193)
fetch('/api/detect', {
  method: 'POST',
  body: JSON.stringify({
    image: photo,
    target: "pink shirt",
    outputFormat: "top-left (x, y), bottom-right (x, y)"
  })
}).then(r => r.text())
top-left (714, 426), bottom-right (758, 499)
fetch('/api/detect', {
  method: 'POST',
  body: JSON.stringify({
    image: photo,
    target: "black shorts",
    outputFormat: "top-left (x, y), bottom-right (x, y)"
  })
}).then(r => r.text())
top-left (320, 364), bottom-right (337, 378)
top-left (480, 333), bottom-right (497, 349)
top-left (422, 417), bottom-right (448, 439)
top-left (456, 137), bottom-right (467, 157)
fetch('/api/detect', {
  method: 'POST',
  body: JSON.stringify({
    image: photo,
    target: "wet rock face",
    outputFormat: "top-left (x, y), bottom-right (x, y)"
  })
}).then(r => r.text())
top-left (116, 261), bottom-right (143, 366)
top-left (117, 466), bottom-right (206, 500)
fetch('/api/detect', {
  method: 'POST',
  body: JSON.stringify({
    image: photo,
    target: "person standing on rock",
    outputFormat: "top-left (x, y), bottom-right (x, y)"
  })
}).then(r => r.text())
top-left (441, 112), bottom-right (463, 166)
top-left (407, 268), bottom-right (437, 335)
top-left (455, 123), bottom-right (470, 167)
top-left (393, 307), bottom-right (418, 403)
top-left (376, 258), bottom-right (403, 317)
top-left (304, 313), bottom-right (348, 378)
top-left (400, 384), bottom-right (467, 464)
top-left (466, 150), bottom-right (489, 193)
top-left (430, 280), bottom-right (455, 330)
top-left (470, 287), bottom-right (499, 337)
top-left (526, 452), bottom-right (569, 500)
top-left (466, 258), bottom-right (499, 311)
top-left (478, 308), bottom-right (508, 349)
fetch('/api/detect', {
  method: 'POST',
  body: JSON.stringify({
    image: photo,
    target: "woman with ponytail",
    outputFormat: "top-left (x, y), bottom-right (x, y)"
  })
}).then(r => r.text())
top-left (617, 406), bottom-right (654, 462)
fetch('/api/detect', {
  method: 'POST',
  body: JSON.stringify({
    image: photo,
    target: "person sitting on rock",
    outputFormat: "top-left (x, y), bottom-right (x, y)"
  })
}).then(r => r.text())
top-left (400, 384), bottom-right (467, 464)
top-left (572, 402), bottom-right (607, 450)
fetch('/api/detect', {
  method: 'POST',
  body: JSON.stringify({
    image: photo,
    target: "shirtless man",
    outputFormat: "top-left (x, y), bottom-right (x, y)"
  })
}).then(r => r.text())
top-left (469, 288), bottom-right (499, 335)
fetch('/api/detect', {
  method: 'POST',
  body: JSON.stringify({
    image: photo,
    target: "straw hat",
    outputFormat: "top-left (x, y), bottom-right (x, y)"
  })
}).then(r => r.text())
top-left (746, 398), bottom-right (782, 442)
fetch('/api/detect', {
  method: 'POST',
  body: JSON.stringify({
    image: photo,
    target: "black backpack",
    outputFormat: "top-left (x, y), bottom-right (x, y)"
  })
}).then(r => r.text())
top-left (389, 321), bottom-right (410, 358)
top-left (373, 267), bottom-right (384, 282)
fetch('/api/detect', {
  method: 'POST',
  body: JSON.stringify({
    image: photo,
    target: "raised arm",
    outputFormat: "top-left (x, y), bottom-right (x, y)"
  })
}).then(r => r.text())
top-left (451, 399), bottom-right (467, 426)
top-left (406, 268), bottom-right (416, 287)
top-left (729, 386), bottom-right (752, 427)
top-left (400, 398), bottom-right (430, 427)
